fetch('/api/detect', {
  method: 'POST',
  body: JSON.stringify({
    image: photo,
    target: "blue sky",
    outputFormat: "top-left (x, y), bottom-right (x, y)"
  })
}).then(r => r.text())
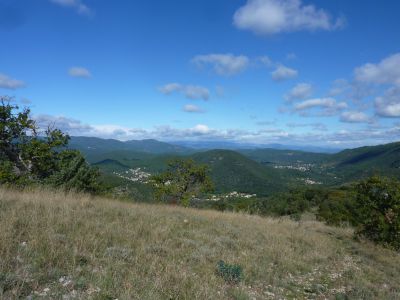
top-left (1, 0), bottom-right (400, 147)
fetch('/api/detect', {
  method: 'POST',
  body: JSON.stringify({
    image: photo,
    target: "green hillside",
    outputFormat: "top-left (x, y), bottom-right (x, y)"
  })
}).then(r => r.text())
top-left (190, 150), bottom-right (300, 195)
top-left (326, 142), bottom-right (400, 183)
top-left (240, 148), bottom-right (329, 165)
top-left (1, 188), bottom-right (399, 299)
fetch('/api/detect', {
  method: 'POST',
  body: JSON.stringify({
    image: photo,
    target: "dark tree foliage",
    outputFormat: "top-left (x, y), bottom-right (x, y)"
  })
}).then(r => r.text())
top-left (151, 158), bottom-right (214, 206)
top-left (354, 176), bottom-right (400, 250)
top-left (316, 188), bottom-right (358, 226)
top-left (0, 97), bottom-right (101, 193)
top-left (250, 188), bottom-right (322, 218)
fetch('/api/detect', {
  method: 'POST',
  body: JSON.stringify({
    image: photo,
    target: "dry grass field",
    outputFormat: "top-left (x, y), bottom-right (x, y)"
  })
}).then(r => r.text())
top-left (1, 188), bottom-right (400, 299)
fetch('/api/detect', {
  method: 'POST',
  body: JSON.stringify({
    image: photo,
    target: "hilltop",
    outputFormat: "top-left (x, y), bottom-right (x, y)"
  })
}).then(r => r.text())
top-left (1, 188), bottom-right (400, 299)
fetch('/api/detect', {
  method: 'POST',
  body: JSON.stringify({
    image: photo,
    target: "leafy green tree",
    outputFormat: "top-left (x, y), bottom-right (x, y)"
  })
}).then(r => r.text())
top-left (0, 97), bottom-right (37, 179)
top-left (151, 158), bottom-right (214, 206)
top-left (47, 150), bottom-right (102, 193)
top-left (354, 176), bottom-right (400, 250)
top-left (0, 97), bottom-right (102, 193)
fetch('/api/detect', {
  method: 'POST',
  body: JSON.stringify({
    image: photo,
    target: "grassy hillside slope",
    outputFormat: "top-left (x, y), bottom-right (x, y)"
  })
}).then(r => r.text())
top-left (1, 189), bottom-right (400, 299)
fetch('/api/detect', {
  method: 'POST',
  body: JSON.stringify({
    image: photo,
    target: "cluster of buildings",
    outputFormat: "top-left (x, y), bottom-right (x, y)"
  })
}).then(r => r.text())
top-left (113, 168), bottom-right (151, 183)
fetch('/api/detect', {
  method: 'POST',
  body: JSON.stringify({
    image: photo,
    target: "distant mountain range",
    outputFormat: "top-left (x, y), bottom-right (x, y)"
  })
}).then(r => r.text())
top-left (68, 136), bottom-right (193, 155)
top-left (170, 140), bottom-right (342, 153)
top-left (69, 136), bottom-right (400, 197)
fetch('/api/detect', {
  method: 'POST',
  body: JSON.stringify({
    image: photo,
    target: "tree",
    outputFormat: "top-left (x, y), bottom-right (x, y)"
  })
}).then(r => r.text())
top-left (151, 158), bottom-right (214, 206)
top-left (0, 97), bottom-right (102, 193)
top-left (354, 176), bottom-right (400, 250)
top-left (47, 150), bottom-right (102, 193)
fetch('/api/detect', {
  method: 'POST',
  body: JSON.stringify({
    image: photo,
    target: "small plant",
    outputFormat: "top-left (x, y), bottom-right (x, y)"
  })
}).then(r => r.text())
top-left (216, 260), bottom-right (243, 284)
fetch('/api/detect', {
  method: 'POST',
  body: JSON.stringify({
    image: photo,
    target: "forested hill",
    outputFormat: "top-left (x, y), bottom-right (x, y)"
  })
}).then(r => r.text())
top-left (71, 136), bottom-right (400, 194)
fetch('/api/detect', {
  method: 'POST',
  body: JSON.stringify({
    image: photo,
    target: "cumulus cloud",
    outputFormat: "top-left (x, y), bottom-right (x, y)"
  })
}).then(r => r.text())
top-left (34, 114), bottom-right (92, 133)
top-left (375, 87), bottom-right (400, 118)
top-left (183, 104), bottom-right (205, 113)
top-left (68, 67), bottom-right (91, 78)
top-left (159, 83), bottom-right (210, 101)
top-left (271, 65), bottom-right (298, 81)
top-left (233, 0), bottom-right (345, 35)
top-left (340, 111), bottom-right (372, 123)
top-left (355, 53), bottom-right (400, 86)
top-left (50, 0), bottom-right (93, 16)
top-left (192, 54), bottom-right (250, 76)
top-left (0, 73), bottom-right (25, 89)
top-left (285, 83), bottom-right (313, 101)
top-left (295, 98), bottom-right (345, 110)
top-left (293, 97), bottom-right (347, 117)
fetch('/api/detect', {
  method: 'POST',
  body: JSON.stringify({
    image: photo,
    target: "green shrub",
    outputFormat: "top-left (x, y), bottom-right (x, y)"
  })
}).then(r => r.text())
top-left (216, 260), bottom-right (243, 284)
top-left (317, 188), bottom-right (358, 226)
top-left (354, 176), bottom-right (400, 250)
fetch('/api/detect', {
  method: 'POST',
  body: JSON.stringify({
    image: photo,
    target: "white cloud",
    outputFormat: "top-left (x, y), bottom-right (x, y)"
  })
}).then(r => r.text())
top-left (192, 54), bottom-right (250, 76)
top-left (293, 97), bottom-right (347, 117)
top-left (340, 111), bottom-right (371, 123)
top-left (68, 67), bottom-right (91, 78)
top-left (285, 83), bottom-right (312, 101)
top-left (191, 124), bottom-right (210, 134)
top-left (159, 83), bottom-right (210, 101)
top-left (50, 0), bottom-right (93, 16)
top-left (158, 83), bottom-right (182, 95)
top-left (355, 53), bottom-right (400, 86)
top-left (34, 114), bottom-right (92, 133)
top-left (294, 98), bottom-right (345, 110)
top-left (0, 73), bottom-right (25, 89)
top-left (375, 87), bottom-right (400, 118)
top-left (183, 104), bottom-right (205, 113)
top-left (233, 0), bottom-right (345, 35)
top-left (271, 65), bottom-right (298, 81)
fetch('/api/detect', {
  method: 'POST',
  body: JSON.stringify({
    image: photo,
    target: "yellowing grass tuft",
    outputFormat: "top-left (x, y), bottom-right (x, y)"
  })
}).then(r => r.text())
top-left (1, 188), bottom-right (399, 299)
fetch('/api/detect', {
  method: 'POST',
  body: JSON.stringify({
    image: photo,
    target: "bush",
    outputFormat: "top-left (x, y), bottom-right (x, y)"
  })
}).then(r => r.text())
top-left (354, 176), bottom-right (400, 250)
top-left (317, 188), bottom-right (358, 226)
top-left (216, 260), bottom-right (243, 284)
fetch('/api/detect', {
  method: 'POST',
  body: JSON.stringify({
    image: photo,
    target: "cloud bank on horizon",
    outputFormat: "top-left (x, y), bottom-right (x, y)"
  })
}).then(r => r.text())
top-left (1, 0), bottom-right (400, 148)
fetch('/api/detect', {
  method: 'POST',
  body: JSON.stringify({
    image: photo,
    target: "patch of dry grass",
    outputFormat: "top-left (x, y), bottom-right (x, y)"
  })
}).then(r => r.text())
top-left (1, 188), bottom-right (400, 299)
